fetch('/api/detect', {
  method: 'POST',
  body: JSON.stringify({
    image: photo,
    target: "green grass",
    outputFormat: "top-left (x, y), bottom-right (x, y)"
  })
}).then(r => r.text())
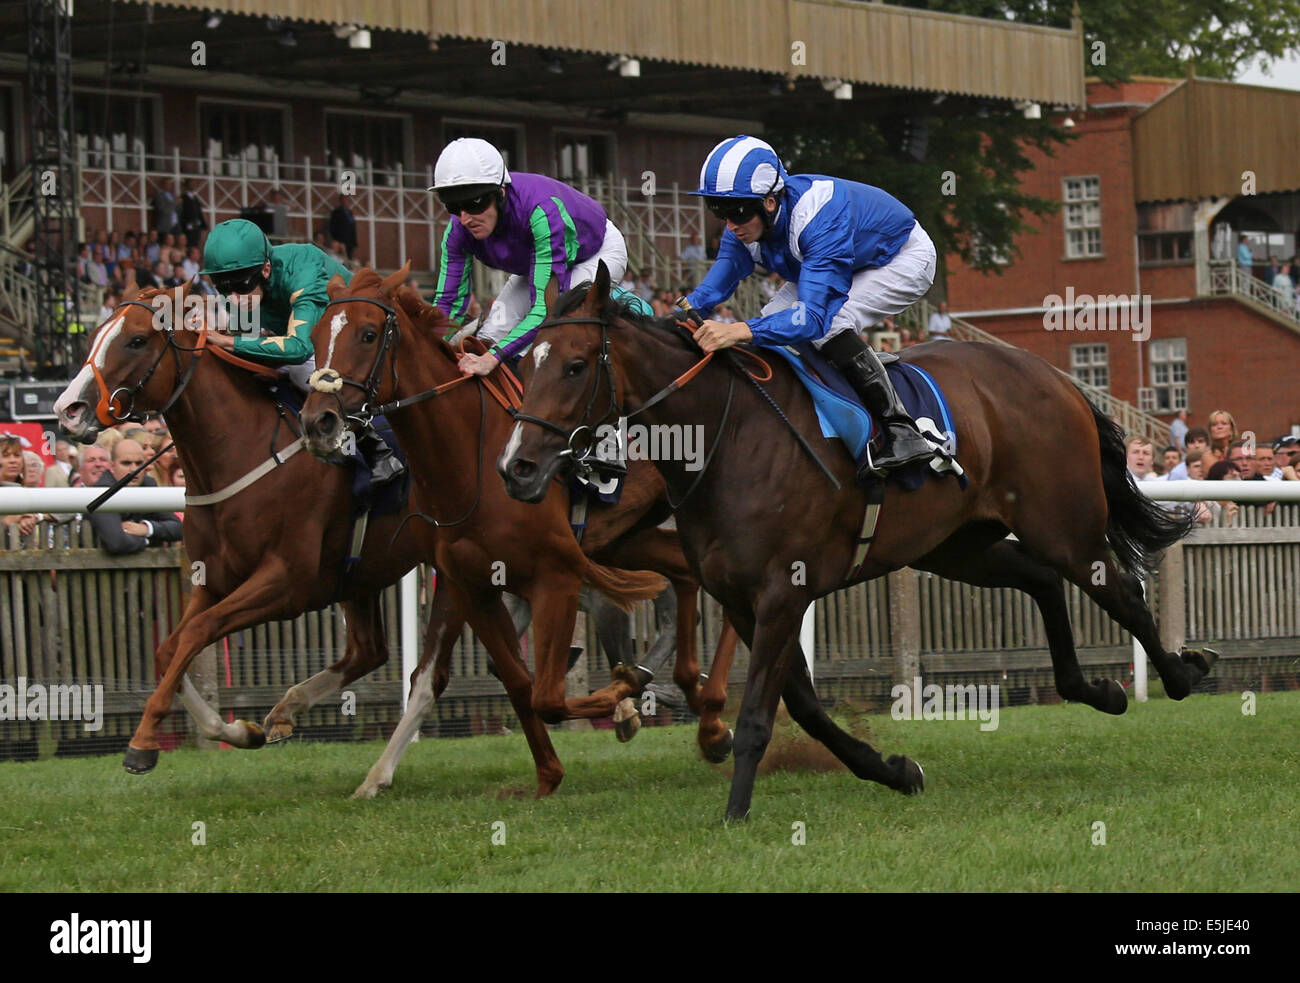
top-left (2, 690), bottom-right (1297, 892)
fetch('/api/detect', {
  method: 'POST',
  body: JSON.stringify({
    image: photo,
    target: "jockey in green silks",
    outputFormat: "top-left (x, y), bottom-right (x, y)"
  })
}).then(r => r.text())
top-left (200, 218), bottom-right (404, 483)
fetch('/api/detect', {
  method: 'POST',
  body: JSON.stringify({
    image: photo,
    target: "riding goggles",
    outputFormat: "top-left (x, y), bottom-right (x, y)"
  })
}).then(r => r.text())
top-left (209, 267), bottom-right (265, 295)
top-left (705, 196), bottom-right (765, 224)
top-left (439, 190), bottom-right (497, 216)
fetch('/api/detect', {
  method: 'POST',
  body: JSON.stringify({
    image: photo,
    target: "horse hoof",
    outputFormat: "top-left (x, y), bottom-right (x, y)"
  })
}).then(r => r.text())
top-left (263, 720), bottom-right (295, 744)
top-left (889, 755), bottom-right (925, 795)
top-left (123, 746), bottom-right (159, 775)
top-left (613, 698), bottom-right (641, 743)
top-left (1095, 678), bottom-right (1128, 715)
top-left (700, 728), bottom-right (734, 764)
top-left (352, 783), bottom-right (386, 800)
top-left (238, 720), bottom-right (267, 749)
top-left (1181, 647), bottom-right (1218, 679)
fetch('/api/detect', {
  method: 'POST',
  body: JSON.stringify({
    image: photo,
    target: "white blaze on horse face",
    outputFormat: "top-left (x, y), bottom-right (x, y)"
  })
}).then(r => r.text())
top-left (323, 311), bottom-right (348, 370)
top-left (54, 315), bottom-right (124, 423)
top-left (502, 421), bottom-right (524, 466)
top-left (533, 341), bottom-right (551, 369)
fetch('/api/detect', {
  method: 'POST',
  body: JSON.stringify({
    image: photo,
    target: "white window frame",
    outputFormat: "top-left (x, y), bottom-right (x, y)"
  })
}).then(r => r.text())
top-left (1063, 175), bottom-right (1102, 259)
top-left (196, 96), bottom-right (293, 176)
top-left (323, 107), bottom-right (413, 180)
top-left (1148, 338), bottom-right (1189, 412)
top-left (1069, 342), bottom-right (1109, 390)
top-left (553, 127), bottom-right (617, 182)
top-left (70, 87), bottom-right (164, 171)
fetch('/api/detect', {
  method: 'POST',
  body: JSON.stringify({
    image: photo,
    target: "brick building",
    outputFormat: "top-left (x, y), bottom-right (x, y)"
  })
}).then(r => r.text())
top-left (946, 76), bottom-right (1300, 444)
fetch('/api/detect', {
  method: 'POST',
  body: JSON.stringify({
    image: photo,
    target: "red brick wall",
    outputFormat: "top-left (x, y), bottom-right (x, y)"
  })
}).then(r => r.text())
top-left (965, 298), bottom-right (1300, 440)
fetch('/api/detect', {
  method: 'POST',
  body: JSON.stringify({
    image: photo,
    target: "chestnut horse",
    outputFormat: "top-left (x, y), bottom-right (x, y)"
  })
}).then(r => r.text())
top-left (299, 267), bottom-right (739, 775)
top-left (53, 286), bottom-right (724, 795)
top-left (499, 264), bottom-right (1219, 821)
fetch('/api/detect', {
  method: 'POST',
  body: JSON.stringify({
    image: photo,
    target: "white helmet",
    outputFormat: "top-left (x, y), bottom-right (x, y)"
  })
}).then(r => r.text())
top-left (429, 138), bottom-right (511, 195)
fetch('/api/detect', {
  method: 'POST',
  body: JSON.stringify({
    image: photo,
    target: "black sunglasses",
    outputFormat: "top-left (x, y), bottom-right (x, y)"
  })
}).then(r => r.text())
top-left (210, 268), bottom-right (264, 294)
top-left (705, 196), bottom-right (764, 224)
top-left (440, 191), bottom-right (497, 216)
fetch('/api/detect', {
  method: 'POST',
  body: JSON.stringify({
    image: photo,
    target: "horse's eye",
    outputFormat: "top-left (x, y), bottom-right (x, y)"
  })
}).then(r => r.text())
top-left (565, 360), bottom-right (586, 378)
top-left (127, 335), bottom-right (147, 349)
top-left (361, 329), bottom-right (378, 344)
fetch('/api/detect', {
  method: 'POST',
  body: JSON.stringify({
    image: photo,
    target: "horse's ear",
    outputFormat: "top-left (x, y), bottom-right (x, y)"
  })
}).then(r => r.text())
top-left (585, 261), bottom-right (611, 310)
top-left (327, 273), bottom-right (348, 300)
top-left (122, 284), bottom-right (141, 303)
top-left (381, 261), bottom-right (411, 295)
top-left (544, 277), bottom-right (559, 317)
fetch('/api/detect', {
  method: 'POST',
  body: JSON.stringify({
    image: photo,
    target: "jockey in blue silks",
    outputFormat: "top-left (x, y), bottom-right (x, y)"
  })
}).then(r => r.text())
top-left (682, 135), bottom-right (936, 480)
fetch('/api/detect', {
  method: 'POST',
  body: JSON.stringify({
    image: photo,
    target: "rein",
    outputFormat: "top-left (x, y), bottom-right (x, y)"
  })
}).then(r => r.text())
top-left (510, 311), bottom-right (839, 497)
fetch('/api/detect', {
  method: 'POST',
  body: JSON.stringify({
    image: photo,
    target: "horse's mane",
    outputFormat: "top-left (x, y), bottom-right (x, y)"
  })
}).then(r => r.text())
top-left (553, 280), bottom-right (690, 349)
top-left (346, 267), bottom-right (459, 360)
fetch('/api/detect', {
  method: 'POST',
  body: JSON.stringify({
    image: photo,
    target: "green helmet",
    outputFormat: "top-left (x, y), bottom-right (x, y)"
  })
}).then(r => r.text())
top-left (199, 219), bottom-right (272, 275)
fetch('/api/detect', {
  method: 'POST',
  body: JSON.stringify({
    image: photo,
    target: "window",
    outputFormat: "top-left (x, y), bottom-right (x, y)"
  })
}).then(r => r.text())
top-left (73, 91), bottom-right (158, 171)
top-left (555, 131), bottom-right (612, 180)
top-left (1063, 176), bottom-right (1101, 258)
top-left (199, 102), bottom-right (287, 177)
top-left (1070, 343), bottom-right (1109, 390)
top-left (442, 120), bottom-right (523, 171)
top-left (1149, 339), bottom-right (1188, 412)
top-left (1139, 232), bottom-right (1193, 266)
top-left (325, 111), bottom-right (408, 182)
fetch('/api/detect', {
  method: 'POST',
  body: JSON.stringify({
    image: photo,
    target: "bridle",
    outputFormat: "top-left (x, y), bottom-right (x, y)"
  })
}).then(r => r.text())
top-left (88, 296), bottom-right (209, 427)
top-left (307, 295), bottom-right (403, 429)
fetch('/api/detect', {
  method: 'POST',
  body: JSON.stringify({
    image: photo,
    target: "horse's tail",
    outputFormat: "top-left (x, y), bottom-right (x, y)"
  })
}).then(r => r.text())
top-left (581, 559), bottom-right (667, 612)
top-left (1085, 390), bottom-right (1195, 578)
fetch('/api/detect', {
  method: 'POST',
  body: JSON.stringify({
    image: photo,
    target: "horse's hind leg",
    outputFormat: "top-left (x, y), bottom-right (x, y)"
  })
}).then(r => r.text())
top-left (780, 641), bottom-right (924, 793)
top-left (264, 592), bottom-right (390, 742)
top-left (914, 536), bottom-right (1127, 714)
top-left (353, 582), bottom-right (465, 798)
top-left (1066, 550), bottom-right (1214, 699)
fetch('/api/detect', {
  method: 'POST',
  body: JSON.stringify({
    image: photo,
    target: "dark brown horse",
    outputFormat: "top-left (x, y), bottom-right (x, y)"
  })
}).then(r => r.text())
top-left (298, 268), bottom-right (739, 776)
top-left (499, 264), bottom-right (1219, 821)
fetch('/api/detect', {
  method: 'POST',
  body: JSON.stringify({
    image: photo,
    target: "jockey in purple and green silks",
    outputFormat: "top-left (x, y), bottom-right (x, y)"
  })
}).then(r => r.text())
top-left (430, 138), bottom-right (645, 377)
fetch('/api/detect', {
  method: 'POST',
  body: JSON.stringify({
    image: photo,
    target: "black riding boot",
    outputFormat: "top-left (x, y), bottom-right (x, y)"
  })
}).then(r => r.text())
top-left (357, 425), bottom-right (406, 485)
top-left (821, 331), bottom-right (933, 480)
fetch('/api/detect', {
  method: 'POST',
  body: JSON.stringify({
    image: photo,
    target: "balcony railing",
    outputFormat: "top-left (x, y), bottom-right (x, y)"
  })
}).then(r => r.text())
top-left (1207, 260), bottom-right (1300, 329)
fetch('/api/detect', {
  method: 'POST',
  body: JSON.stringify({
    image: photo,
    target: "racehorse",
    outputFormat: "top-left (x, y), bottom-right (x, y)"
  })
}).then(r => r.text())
top-left (52, 286), bottom-right (724, 795)
top-left (498, 263), bottom-right (1219, 821)
top-left (298, 267), bottom-right (739, 774)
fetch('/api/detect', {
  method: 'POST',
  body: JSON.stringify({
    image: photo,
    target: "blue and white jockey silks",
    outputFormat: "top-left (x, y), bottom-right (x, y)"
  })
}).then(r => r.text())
top-left (686, 172), bottom-right (937, 349)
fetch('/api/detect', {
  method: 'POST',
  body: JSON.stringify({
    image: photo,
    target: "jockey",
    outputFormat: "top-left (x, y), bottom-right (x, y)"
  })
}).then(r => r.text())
top-left (430, 138), bottom-right (644, 376)
top-left (682, 135), bottom-right (935, 479)
top-left (200, 218), bottom-right (404, 483)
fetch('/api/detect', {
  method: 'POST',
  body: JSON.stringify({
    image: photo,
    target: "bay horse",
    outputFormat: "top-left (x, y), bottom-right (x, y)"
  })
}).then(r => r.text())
top-left (499, 263), bottom-right (1219, 821)
top-left (299, 267), bottom-right (739, 775)
top-left (52, 286), bottom-right (722, 795)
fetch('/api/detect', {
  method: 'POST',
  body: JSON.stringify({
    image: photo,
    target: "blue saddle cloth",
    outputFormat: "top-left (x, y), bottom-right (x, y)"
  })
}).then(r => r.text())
top-left (769, 342), bottom-right (967, 492)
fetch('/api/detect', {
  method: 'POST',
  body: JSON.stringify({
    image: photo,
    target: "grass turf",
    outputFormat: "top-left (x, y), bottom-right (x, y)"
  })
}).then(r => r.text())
top-left (1, 689), bottom-right (1296, 892)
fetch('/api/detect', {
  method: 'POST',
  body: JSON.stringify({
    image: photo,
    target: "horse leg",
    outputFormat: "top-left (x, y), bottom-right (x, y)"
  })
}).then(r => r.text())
top-left (353, 583), bottom-right (465, 799)
top-left (467, 590), bottom-right (564, 796)
top-left (264, 593), bottom-right (390, 742)
top-left (587, 587), bottom-right (645, 741)
top-left (723, 597), bottom-right (805, 822)
top-left (697, 618), bottom-right (739, 763)
top-left (781, 645), bottom-right (925, 792)
top-left (124, 569), bottom-right (290, 774)
top-left (915, 536), bottom-right (1128, 714)
top-left (1067, 550), bottom-right (1215, 699)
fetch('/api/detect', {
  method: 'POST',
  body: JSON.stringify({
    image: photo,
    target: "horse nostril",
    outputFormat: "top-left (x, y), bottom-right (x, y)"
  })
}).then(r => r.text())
top-left (510, 458), bottom-right (537, 481)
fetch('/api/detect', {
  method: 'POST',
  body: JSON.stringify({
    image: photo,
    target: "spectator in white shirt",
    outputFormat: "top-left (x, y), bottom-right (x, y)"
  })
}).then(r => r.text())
top-left (928, 301), bottom-right (953, 339)
top-left (1255, 444), bottom-right (1282, 481)
top-left (1126, 436), bottom-right (1161, 481)
top-left (1168, 409), bottom-right (1189, 452)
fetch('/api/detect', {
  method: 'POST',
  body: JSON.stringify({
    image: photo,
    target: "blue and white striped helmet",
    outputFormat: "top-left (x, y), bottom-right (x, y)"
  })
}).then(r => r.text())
top-left (693, 135), bottom-right (787, 199)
